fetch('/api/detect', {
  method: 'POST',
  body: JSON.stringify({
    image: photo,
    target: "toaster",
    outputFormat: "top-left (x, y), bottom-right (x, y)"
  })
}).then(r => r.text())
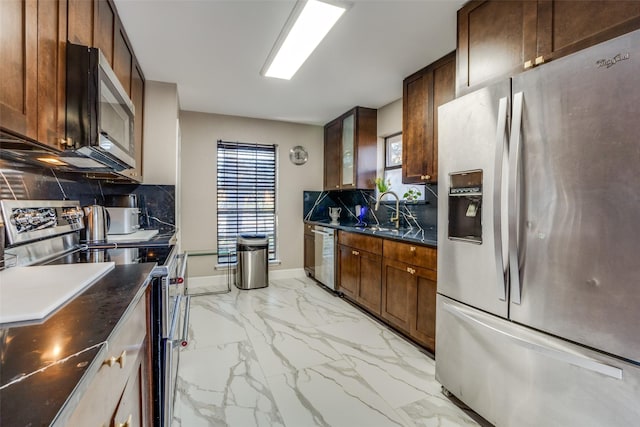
top-left (106, 207), bottom-right (140, 234)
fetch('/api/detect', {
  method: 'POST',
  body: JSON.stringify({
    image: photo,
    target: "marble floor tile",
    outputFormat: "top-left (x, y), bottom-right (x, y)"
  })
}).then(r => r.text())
top-left (397, 395), bottom-right (480, 427)
top-left (266, 360), bottom-right (407, 427)
top-left (173, 276), bottom-right (481, 427)
top-left (173, 341), bottom-right (284, 427)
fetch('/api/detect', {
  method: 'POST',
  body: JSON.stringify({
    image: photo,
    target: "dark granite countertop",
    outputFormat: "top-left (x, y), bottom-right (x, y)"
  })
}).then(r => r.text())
top-left (305, 219), bottom-right (438, 247)
top-left (0, 263), bottom-right (155, 427)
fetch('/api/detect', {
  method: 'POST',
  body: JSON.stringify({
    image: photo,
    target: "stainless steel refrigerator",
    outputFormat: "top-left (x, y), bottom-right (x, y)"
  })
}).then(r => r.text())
top-left (436, 29), bottom-right (640, 426)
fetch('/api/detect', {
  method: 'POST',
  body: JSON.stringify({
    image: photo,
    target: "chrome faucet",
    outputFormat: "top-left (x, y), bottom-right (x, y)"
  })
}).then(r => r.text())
top-left (374, 191), bottom-right (400, 228)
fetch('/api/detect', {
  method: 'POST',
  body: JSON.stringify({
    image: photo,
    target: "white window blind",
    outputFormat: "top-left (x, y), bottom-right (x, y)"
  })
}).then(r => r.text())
top-left (217, 140), bottom-right (277, 263)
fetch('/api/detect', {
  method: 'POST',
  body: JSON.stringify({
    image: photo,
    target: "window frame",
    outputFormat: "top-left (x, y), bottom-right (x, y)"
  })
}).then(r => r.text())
top-left (216, 140), bottom-right (277, 264)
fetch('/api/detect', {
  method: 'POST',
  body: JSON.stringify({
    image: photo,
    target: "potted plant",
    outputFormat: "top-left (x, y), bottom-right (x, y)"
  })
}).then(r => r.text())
top-left (403, 186), bottom-right (422, 202)
top-left (375, 177), bottom-right (391, 193)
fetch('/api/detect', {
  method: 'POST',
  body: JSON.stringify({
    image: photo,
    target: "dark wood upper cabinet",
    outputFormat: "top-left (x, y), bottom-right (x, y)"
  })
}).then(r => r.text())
top-left (67, 0), bottom-right (94, 45)
top-left (37, 0), bottom-right (67, 148)
top-left (323, 107), bottom-right (377, 190)
top-left (457, 0), bottom-right (640, 96)
top-left (0, 0), bottom-right (38, 141)
top-left (324, 119), bottom-right (342, 190)
top-left (122, 60), bottom-right (145, 182)
top-left (402, 51), bottom-right (455, 184)
top-left (114, 24), bottom-right (133, 96)
top-left (95, 0), bottom-right (115, 65)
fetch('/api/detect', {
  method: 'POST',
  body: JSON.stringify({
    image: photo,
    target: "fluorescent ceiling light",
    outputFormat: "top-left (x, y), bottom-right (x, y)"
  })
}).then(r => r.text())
top-left (262, 0), bottom-right (347, 80)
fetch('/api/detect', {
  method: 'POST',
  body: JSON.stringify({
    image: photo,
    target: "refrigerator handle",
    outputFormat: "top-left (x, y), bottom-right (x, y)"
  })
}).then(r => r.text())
top-left (493, 96), bottom-right (509, 301)
top-left (508, 92), bottom-right (524, 304)
top-left (441, 300), bottom-right (623, 380)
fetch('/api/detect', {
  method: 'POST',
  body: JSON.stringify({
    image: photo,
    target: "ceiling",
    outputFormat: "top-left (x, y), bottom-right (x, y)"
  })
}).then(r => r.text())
top-left (114, 0), bottom-right (466, 126)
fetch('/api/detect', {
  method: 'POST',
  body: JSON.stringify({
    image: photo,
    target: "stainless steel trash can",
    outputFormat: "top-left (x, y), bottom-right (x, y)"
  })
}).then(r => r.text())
top-left (235, 234), bottom-right (269, 289)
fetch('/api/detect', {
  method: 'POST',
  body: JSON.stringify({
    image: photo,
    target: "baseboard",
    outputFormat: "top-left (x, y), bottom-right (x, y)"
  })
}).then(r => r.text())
top-left (188, 268), bottom-right (306, 288)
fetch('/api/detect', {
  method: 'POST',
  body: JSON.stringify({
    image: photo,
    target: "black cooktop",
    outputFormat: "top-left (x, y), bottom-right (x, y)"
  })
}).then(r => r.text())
top-left (49, 245), bottom-right (174, 266)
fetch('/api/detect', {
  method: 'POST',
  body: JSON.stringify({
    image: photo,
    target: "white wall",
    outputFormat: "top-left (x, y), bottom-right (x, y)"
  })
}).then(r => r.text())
top-left (376, 98), bottom-right (403, 177)
top-left (179, 111), bottom-right (324, 273)
top-left (142, 81), bottom-right (180, 185)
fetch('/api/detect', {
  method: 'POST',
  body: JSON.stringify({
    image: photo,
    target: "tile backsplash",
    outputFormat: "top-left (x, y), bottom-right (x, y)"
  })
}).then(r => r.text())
top-left (304, 184), bottom-right (438, 230)
top-left (0, 159), bottom-right (175, 233)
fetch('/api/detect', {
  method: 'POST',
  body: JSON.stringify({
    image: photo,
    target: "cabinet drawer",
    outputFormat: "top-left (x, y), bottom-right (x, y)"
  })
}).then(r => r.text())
top-left (338, 231), bottom-right (382, 254)
top-left (383, 239), bottom-right (437, 270)
top-left (66, 295), bottom-right (147, 425)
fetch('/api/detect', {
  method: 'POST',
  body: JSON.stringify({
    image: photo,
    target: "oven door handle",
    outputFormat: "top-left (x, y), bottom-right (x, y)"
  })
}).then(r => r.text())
top-left (168, 294), bottom-right (182, 339)
top-left (170, 253), bottom-right (188, 285)
top-left (177, 295), bottom-right (191, 347)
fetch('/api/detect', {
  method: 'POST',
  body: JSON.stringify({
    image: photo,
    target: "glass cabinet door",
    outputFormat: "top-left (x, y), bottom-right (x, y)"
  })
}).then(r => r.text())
top-left (341, 113), bottom-right (354, 187)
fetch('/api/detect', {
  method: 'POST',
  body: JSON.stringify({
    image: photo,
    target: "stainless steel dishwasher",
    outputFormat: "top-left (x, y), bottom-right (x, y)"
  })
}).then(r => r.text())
top-left (312, 225), bottom-right (336, 290)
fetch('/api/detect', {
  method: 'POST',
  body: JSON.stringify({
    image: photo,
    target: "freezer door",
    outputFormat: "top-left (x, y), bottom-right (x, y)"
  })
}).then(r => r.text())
top-left (509, 29), bottom-right (640, 363)
top-left (437, 80), bottom-right (510, 317)
top-left (436, 295), bottom-right (640, 427)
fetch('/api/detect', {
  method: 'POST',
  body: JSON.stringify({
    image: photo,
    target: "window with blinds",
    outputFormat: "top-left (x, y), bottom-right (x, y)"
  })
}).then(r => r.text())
top-left (216, 141), bottom-right (277, 263)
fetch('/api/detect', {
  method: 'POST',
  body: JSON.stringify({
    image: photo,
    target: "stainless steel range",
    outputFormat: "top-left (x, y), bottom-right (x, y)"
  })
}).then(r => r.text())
top-left (1, 199), bottom-right (187, 427)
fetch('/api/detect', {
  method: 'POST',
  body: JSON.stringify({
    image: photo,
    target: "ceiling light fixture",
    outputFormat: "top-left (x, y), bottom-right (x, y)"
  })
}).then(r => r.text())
top-left (262, 0), bottom-right (348, 80)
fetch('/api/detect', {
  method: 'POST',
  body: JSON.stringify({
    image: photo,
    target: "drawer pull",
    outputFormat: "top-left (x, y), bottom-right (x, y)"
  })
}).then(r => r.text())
top-left (116, 414), bottom-right (132, 427)
top-left (410, 246), bottom-right (416, 252)
top-left (407, 267), bottom-right (416, 275)
top-left (352, 250), bottom-right (360, 256)
top-left (524, 59), bottom-right (533, 69)
top-left (105, 350), bottom-right (127, 369)
top-left (534, 55), bottom-right (545, 65)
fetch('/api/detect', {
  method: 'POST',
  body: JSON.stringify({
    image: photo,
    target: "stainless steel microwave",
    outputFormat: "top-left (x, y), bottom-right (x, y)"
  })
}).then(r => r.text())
top-left (65, 43), bottom-right (135, 171)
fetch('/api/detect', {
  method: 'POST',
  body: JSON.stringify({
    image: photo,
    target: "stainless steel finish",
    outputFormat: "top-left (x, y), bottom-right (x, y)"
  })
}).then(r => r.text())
top-left (436, 295), bottom-right (640, 427)
top-left (436, 29), bottom-right (640, 425)
top-left (164, 294), bottom-right (182, 426)
top-left (437, 79), bottom-right (511, 318)
top-left (493, 96), bottom-right (509, 301)
top-left (1, 200), bottom-right (83, 245)
top-left (179, 295), bottom-right (191, 347)
top-left (508, 91), bottom-right (523, 305)
top-left (374, 191), bottom-right (400, 228)
top-left (441, 299), bottom-right (622, 379)
top-left (313, 225), bottom-right (336, 290)
top-left (235, 235), bottom-right (269, 290)
top-left (81, 205), bottom-right (109, 243)
top-left (508, 30), bottom-right (640, 363)
top-left (97, 49), bottom-right (135, 114)
top-left (105, 207), bottom-right (140, 234)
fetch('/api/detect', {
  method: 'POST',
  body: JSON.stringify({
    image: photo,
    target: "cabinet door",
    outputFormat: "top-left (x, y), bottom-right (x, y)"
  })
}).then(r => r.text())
top-left (338, 245), bottom-right (358, 300)
top-left (341, 113), bottom-right (355, 188)
top-left (324, 119), bottom-right (342, 190)
top-left (431, 54), bottom-right (456, 183)
top-left (381, 258), bottom-right (414, 333)
top-left (303, 232), bottom-right (315, 276)
top-left (67, 0), bottom-right (94, 45)
top-left (536, 0), bottom-right (640, 62)
top-left (353, 107), bottom-right (377, 189)
top-left (0, 0), bottom-right (38, 139)
top-left (113, 20), bottom-right (132, 95)
top-left (409, 266), bottom-right (437, 352)
top-left (112, 351), bottom-right (144, 427)
top-left (122, 61), bottom-right (144, 181)
top-left (457, 0), bottom-right (538, 95)
top-left (37, 0), bottom-right (66, 148)
top-left (95, 0), bottom-right (115, 64)
top-left (402, 70), bottom-right (432, 184)
top-left (356, 251), bottom-right (382, 315)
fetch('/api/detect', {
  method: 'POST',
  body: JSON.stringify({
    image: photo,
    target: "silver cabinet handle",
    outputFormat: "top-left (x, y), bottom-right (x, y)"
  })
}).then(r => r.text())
top-left (442, 300), bottom-right (622, 380)
top-left (493, 96), bottom-right (509, 302)
top-left (508, 92), bottom-right (524, 304)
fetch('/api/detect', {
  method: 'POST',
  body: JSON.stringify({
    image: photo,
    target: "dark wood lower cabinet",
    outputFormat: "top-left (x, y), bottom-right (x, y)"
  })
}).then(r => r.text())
top-left (338, 244), bottom-right (382, 315)
top-left (381, 258), bottom-right (437, 352)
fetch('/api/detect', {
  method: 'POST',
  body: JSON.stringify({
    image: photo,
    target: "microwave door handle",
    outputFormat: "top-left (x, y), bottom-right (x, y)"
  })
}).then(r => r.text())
top-left (509, 92), bottom-right (524, 304)
top-left (493, 96), bottom-right (509, 301)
